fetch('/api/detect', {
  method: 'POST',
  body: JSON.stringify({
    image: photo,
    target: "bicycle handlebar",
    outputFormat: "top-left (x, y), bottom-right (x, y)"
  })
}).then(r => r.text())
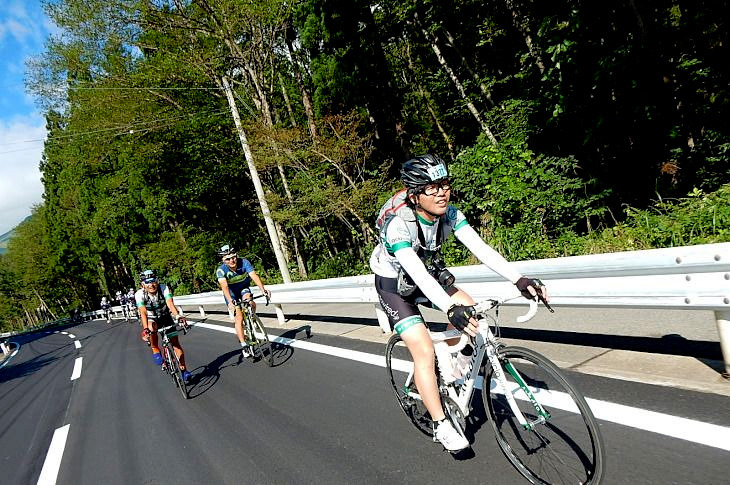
top-left (233, 292), bottom-right (270, 307)
top-left (435, 296), bottom-right (549, 351)
top-left (156, 323), bottom-right (187, 335)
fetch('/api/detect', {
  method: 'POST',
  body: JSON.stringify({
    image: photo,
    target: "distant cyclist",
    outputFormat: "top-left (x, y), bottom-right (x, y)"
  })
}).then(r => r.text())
top-left (370, 154), bottom-right (548, 452)
top-left (215, 244), bottom-right (271, 358)
top-left (116, 290), bottom-right (129, 319)
top-left (126, 288), bottom-right (138, 319)
top-left (136, 270), bottom-right (192, 382)
top-left (100, 296), bottom-right (112, 323)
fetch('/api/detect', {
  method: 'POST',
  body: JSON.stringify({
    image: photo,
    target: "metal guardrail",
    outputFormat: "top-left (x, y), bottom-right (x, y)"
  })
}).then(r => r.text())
top-left (3, 243), bottom-right (729, 372)
top-left (171, 242), bottom-right (730, 373)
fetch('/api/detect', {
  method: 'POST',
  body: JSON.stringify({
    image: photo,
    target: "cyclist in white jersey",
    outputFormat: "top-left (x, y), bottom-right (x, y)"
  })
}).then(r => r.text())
top-left (370, 154), bottom-right (548, 452)
top-left (136, 270), bottom-right (192, 382)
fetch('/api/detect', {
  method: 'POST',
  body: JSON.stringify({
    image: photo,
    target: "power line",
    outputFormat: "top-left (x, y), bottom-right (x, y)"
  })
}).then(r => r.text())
top-left (67, 86), bottom-right (223, 91)
top-left (0, 109), bottom-right (230, 149)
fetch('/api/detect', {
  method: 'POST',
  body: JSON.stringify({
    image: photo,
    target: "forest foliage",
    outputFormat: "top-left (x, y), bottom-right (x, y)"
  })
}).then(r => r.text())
top-left (1, 0), bottom-right (729, 331)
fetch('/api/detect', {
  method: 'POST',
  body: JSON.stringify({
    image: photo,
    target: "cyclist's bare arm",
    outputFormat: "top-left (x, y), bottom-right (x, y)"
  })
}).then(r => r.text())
top-left (249, 271), bottom-right (270, 298)
top-left (164, 296), bottom-right (187, 325)
top-left (217, 278), bottom-right (236, 311)
top-left (138, 306), bottom-right (151, 330)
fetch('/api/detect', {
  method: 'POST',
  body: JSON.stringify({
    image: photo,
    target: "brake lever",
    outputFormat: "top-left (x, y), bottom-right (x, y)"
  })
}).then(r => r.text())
top-left (537, 293), bottom-right (554, 313)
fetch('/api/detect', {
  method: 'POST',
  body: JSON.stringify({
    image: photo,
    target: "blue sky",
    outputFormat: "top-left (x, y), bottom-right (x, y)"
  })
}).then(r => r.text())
top-left (0, 1), bottom-right (55, 235)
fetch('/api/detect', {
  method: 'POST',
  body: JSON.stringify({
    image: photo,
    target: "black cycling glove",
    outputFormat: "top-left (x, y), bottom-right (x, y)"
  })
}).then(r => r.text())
top-left (447, 304), bottom-right (476, 331)
top-left (515, 277), bottom-right (544, 299)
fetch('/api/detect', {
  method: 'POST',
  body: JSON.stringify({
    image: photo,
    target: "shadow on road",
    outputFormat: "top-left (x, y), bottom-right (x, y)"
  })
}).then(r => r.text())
top-left (0, 354), bottom-right (61, 385)
top-left (186, 349), bottom-right (242, 398)
top-left (267, 325), bottom-right (312, 368)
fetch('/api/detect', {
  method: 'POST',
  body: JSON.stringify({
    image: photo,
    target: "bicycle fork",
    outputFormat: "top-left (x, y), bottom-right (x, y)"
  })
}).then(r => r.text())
top-left (485, 345), bottom-right (551, 430)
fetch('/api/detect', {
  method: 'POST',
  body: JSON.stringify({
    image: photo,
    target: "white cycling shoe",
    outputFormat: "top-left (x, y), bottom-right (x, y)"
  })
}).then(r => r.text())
top-left (241, 344), bottom-right (252, 358)
top-left (434, 419), bottom-right (469, 452)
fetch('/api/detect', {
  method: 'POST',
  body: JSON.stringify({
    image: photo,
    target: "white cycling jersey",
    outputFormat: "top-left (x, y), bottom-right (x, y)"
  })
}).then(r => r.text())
top-left (369, 189), bottom-right (522, 311)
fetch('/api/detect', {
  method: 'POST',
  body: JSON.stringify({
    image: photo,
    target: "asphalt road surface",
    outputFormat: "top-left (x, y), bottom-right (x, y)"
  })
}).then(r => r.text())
top-left (1, 316), bottom-right (729, 484)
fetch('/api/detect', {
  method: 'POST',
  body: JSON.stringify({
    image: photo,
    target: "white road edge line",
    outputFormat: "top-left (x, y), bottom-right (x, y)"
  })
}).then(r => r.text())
top-left (70, 357), bottom-right (82, 380)
top-left (36, 424), bottom-right (70, 485)
top-left (194, 320), bottom-right (730, 452)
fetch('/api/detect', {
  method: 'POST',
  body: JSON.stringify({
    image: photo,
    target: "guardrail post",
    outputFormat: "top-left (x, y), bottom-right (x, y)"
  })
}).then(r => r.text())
top-left (198, 306), bottom-right (206, 318)
top-left (715, 310), bottom-right (730, 377)
top-left (374, 304), bottom-right (391, 333)
top-left (274, 304), bottom-right (285, 326)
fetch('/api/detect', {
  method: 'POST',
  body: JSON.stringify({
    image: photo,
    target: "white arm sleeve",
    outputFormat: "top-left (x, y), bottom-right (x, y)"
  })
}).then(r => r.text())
top-left (394, 247), bottom-right (453, 312)
top-left (454, 224), bottom-right (523, 283)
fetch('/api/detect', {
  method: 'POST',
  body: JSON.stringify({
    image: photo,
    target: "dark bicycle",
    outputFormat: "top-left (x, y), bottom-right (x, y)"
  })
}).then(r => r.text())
top-left (157, 320), bottom-right (190, 400)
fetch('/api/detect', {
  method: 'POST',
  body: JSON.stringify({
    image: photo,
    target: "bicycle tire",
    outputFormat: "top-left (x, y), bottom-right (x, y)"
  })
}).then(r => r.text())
top-left (249, 313), bottom-right (274, 367)
top-left (166, 343), bottom-right (188, 400)
top-left (483, 346), bottom-right (605, 485)
top-left (384, 333), bottom-right (434, 438)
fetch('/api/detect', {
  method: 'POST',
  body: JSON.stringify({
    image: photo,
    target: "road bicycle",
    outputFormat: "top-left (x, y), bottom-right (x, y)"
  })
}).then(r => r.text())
top-left (233, 293), bottom-right (274, 366)
top-left (102, 306), bottom-right (112, 324)
top-left (385, 297), bottom-right (605, 484)
top-left (157, 319), bottom-right (189, 400)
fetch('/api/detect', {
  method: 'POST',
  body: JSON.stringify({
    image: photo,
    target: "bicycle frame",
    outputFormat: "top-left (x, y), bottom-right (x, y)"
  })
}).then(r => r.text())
top-left (404, 299), bottom-right (549, 431)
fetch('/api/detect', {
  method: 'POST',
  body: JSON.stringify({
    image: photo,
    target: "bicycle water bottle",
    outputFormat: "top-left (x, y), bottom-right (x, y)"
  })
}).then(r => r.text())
top-left (433, 341), bottom-right (457, 385)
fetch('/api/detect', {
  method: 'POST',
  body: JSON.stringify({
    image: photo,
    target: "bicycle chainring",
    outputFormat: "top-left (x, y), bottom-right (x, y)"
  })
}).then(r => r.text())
top-left (442, 395), bottom-right (467, 436)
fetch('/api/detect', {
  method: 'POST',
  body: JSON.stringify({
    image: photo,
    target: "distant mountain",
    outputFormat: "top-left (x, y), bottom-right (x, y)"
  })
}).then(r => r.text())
top-left (0, 229), bottom-right (13, 254)
top-left (0, 215), bottom-right (31, 254)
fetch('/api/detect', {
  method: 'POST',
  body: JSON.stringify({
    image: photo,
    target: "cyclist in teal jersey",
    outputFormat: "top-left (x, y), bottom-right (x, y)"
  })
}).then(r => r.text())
top-left (215, 245), bottom-right (271, 357)
top-left (370, 154), bottom-right (548, 452)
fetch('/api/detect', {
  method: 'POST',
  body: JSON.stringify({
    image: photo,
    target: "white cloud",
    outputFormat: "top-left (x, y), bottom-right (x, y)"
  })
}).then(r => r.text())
top-left (0, 114), bottom-right (46, 234)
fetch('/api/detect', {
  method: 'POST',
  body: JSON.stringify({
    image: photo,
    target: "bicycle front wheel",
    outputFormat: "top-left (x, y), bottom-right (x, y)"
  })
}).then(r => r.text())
top-left (384, 334), bottom-right (434, 438)
top-left (483, 346), bottom-right (604, 485)
top-left (249, 313), bottom-right (274, 367)
top-left (167, 344), bottom-right (188, 400)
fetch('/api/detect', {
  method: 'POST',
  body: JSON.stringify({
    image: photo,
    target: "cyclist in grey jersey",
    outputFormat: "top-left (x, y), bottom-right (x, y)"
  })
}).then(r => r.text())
top-left (370, 154), bottom-right (548, 452)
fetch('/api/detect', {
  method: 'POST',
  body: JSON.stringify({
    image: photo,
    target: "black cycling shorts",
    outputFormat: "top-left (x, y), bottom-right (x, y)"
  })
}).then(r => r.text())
top-left (150, 313), bottom-right (176, 334)
top-left (375, 275), bottom-right (458, 335)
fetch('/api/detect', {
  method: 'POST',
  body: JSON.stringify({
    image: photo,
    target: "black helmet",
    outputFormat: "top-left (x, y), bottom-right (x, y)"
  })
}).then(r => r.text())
top-left (400, 154), bottom-right (449, 189)
top-left (139, 269), bottom-right (157, 282)
top-left (217, 244), bottom-right (236, 258)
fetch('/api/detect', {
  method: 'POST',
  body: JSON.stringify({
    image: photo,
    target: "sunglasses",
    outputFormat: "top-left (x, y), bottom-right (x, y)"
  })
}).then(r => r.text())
top-left (143, 278), bottom-right (158, 284)
top-left (223, 254), bottom-right (238, 262)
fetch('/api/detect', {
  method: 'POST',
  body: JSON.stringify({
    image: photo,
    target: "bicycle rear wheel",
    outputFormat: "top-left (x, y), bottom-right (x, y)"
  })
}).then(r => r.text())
top-left (384, 334), bottom-right (434, 437)
top-left (249, 313), bottom-right (274, 367)
top-left (483, 346), bottom-right (604, 485)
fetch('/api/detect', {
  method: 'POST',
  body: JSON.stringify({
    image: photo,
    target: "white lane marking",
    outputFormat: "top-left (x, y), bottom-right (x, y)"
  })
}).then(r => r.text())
top-left (196, 321), bottom-right (730, 452)
top-left (70, 357), bottom-right (82, 380)
top-left (37, 424), bottom-right (70, 485)
top-left (74, 340), bottom-right (81, 349)
top-left (60, 332), bottom-right (68, 335)
top-left (68, 334), bottom-right (75, 339)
